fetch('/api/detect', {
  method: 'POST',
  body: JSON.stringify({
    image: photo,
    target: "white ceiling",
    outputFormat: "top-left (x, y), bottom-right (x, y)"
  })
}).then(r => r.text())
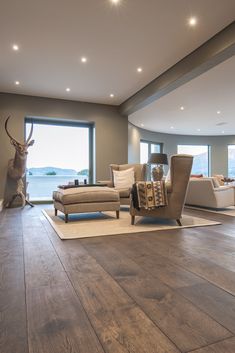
top-left (129, 55), bottom-right (235, 136)
top-left (0, 0), bottom-right (235, 105)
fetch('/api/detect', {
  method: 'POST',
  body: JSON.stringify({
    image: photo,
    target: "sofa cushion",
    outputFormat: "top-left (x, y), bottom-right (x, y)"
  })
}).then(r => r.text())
top-left (115, 188), bottom-right (131, 198)
top-left (53, 186), bottom-right (119, 205)
top-left (113, 168), bottom-right (135, 190)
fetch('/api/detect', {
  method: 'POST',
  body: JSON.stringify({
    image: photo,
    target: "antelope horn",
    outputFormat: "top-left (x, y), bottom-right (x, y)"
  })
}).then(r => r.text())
top-left (26, 122), bottom-right (34, 144)
top-left (5, 116), bottom-right (17, 142)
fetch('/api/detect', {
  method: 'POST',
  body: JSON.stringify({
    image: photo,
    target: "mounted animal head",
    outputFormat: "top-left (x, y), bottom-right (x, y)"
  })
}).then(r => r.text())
top-left (5, 116), bottom-right (35, 156)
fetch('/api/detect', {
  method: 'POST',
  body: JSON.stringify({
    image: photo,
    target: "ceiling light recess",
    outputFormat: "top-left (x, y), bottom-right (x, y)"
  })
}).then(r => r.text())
top-left (180, 106), bottom-right (185, 111)
top-left (81, 57), bottom-right (87, 63)
top-left (188, 17), bottom-right (197, 26)
top-left (15, 81), bottom-right (20, 85)
top-left (137, 67), bottom-right (143, 73)
top-left (110, 93), bottom-right (114, 98)
top-left (12, 44), bottom-right (19, 51)
top-left (66, 88), bottom-right (71, 92)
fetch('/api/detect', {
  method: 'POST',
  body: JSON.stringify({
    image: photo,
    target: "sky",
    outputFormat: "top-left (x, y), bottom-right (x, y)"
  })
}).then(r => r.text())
top-left (26, 123), bottom-right (89, 171)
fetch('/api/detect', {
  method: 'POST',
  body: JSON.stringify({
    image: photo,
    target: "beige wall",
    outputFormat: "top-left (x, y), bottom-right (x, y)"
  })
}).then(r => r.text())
top-left (0, 93), bottom-right (128, 199)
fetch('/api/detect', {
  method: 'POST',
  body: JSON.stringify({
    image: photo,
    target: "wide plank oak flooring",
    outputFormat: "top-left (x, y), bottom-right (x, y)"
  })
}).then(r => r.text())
top-left (1, 204), bottom-right (235, 353)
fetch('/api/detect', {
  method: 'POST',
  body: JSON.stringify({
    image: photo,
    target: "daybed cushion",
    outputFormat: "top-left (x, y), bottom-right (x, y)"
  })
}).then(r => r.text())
top-left (53, 186), bottom-right (119, 205)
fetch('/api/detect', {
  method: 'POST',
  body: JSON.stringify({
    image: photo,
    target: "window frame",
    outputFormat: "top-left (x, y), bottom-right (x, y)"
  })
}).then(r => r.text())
top-left (25, 117), bottom-right (94, 184)
top-left (177, 144), bottom-right (211, 177)
top-left (140, 139), bottom-right (163, 164)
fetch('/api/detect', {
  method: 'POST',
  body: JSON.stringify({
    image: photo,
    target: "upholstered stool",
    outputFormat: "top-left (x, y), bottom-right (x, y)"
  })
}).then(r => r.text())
top-left (53, 186), bottom-right (120, 223)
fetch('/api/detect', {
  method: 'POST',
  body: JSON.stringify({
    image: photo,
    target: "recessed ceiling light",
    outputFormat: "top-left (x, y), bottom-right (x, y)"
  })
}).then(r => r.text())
top-left (141, 123), bottom-right (144, 127)
top-left (197, 128), bottom-right (201, 132)
top-left (222, 130), bottom-right (225, 134)
top-left (188, 17), bottom-right (197, 26)
top-left (137, 67), bottom-right (143, 73)
top-left (81, 57), bottom-right (87, 63)
top-left (170, 126), bottom-right (174, 129)
top-left (110, 0), bottom-right (120, 4)
top-left (217, 110), bottom-right (221, 114)
top-left (15, 81), bottom-right (20, 85)
top-left (110, 93), bottom-right (114, 98)
top-left (12, 44), bottom-right (19, 51)
top-left (180, 106), bottom-right (185, 111)
top-left (66, 88), bottom-right (71, 92)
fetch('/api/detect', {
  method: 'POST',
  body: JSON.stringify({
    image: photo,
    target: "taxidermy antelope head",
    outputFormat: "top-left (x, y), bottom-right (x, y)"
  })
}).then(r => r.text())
top-left (5, 116), bottom-right (35, 180)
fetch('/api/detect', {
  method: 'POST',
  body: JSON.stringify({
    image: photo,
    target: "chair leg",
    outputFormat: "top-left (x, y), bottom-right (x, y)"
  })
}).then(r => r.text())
top-left (116, 210), bottom-right (120, 219)
top-left (55, 209), bottom-right (58, 216)
top-left (65, 214), bottom-right (68, 223)
top-left (131, 215), bottom-right (135, 225)
top-left (176, 219), bottom-right (182, 226)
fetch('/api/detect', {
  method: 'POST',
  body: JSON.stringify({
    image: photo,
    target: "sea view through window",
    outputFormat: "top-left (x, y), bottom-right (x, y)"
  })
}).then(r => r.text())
top-left (26, 121), bottom-right (92, 200)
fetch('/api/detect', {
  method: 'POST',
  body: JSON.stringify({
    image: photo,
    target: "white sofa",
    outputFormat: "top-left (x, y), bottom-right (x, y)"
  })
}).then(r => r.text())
top-left (185, 177), bottom-right (235, 209)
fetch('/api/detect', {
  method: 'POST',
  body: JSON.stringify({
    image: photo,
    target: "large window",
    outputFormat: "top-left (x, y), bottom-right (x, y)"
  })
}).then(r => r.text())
top-left (140, 140), bottom-right (162, 164)
top-left (228, 145), bottom-right (235, 177)
top-left (177, 145), bottom-right (210, 176)
top-left (26, 119), bottom-right (93, 200)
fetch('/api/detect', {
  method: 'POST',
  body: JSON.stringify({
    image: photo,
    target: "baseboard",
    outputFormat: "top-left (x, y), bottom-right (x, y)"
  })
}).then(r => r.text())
top-left (0, 199), bottom-right (3, 212)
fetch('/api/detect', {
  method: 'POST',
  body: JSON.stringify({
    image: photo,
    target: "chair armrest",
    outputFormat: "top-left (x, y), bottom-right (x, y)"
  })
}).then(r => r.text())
top-left (97, 180), bottom-right (114, 188)
top-left (214, 186), bottom-right (233, 192)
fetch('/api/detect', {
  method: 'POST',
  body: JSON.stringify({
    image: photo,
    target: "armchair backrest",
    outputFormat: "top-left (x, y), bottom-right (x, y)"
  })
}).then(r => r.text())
top-left (168, 154), bottom-right (193, 215)
top-left (109, 163), bottom-right (147, 185)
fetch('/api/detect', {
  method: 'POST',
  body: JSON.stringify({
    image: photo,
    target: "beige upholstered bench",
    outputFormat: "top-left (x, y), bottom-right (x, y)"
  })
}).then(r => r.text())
top-left (53, 186), bottom-right (120, 223)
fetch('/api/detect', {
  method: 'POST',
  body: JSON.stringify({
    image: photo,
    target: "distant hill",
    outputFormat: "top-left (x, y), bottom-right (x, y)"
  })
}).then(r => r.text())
top-left (28, 167), bottom-right (78, 176)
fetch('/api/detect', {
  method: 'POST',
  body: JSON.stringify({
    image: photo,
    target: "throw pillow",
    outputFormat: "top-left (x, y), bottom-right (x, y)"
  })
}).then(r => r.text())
top-left (211, 177), bottom-right (221, 188)
top-left (113, 168), bottom-right (135, 190)
top-left (213, 174), bottom-right (224, 186)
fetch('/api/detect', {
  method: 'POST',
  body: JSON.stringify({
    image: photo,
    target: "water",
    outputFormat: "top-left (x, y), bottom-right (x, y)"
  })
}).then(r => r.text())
top-left (27, 175), bottom-right (88, 199)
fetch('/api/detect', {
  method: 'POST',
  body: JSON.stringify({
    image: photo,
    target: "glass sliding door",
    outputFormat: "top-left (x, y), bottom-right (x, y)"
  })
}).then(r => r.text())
top-left (25, 119), bottom-right (93, 200)
top-left (177, 145), bottom-right (210, 176)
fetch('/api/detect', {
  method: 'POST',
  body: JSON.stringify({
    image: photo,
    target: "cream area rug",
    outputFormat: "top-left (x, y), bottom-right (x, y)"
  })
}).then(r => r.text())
top-left (42, 209), bottom-right (221, 240)
top-left (185, 205), bottom-right (235, 217)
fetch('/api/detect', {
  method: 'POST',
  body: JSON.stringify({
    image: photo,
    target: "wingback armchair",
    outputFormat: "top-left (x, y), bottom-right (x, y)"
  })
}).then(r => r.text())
top-left (99, 163), bottom-right (147, 205)
top-left (130, 155), bottom-right (193, 225)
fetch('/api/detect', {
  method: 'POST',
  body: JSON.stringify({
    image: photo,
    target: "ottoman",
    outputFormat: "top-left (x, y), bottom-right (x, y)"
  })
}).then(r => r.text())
top-left (53, 186), bottom-right (120, 223)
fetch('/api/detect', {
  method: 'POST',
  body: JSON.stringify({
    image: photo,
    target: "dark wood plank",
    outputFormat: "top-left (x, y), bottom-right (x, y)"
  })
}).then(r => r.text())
top-left (178, 282), bottom-right (235, 333)
top-left (27, 284), bottom-right (105, 353)
top-left (53, 244), bottom-right (181, 353)
top-left (110, 230), bottom-right (235, 296)
top-left (82, 241), bottom-right (232, 353)
top-left (192, 337), bottom-right (235, 353)
top-left (91, 234), bottom-right (205, 289)
top-left (68, 271), bottom-right (181, 353)
top-left (0, 209), bottom-right (28, 353)
top-left (36, 207), bottom-right (182, 353)
top-left (2, 204), bottom-right (235, 353)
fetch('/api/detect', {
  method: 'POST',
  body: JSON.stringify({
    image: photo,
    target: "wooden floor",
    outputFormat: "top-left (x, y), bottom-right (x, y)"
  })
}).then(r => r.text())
top-left (1, 205), bottom-right (235, 353)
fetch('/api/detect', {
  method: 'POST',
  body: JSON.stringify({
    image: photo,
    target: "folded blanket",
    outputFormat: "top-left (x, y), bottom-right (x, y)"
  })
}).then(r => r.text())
top-left (132, 181), bottom-right (168, 210)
